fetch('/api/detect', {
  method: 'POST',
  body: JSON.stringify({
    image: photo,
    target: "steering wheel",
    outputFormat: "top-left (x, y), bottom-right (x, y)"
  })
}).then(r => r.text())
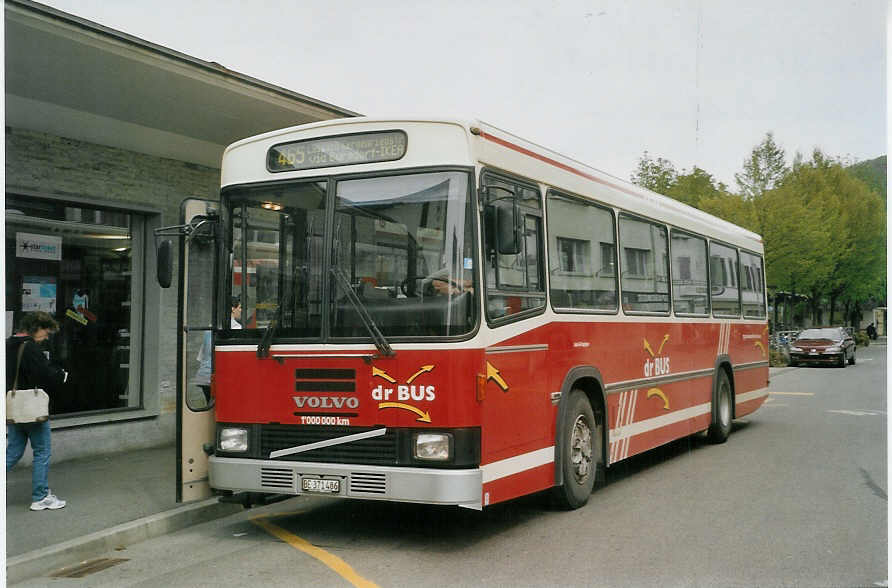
top-left (400, 276), bottom-right (463, 296)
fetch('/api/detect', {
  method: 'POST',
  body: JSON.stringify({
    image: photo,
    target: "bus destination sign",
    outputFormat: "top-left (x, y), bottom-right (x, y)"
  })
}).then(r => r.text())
top-left (267, 131), bottom-right (407, 172)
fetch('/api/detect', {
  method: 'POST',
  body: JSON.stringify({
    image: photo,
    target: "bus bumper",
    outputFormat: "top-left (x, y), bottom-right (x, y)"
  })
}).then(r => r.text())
top-left (209, 456), bottom-right (483, 509)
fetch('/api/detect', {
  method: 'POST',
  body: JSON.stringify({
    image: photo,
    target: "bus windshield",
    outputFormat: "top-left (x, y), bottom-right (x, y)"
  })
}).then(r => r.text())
top-left (227, 170), bottom-right (477, 340)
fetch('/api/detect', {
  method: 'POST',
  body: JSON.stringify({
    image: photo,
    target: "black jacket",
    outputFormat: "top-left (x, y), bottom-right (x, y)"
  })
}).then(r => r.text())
top-left (6, 336), bottom-right (65, 394)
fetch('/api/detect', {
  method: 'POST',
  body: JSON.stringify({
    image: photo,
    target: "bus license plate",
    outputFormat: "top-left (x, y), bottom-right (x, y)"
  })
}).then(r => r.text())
top-left (301, 478), bottom-right (340, 494)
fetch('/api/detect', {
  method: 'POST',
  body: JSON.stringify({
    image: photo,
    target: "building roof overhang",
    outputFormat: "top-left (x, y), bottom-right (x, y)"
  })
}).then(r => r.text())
top-left (5, 0), bottom-right (360, 168)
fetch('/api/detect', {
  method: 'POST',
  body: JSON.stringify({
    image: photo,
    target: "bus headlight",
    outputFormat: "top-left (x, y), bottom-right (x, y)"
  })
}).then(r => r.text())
top-left (789, 346), bottom-right (802, 352)
top-left (413, 432), bottom-right (452, 461)
top-left (219, 427), bottom-right (248, 452)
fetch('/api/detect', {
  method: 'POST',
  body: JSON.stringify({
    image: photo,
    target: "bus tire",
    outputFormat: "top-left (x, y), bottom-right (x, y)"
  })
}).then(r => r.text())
top-left (552, 389), bottom-right (599, 510)
top-left (708, 369), bottom-right (732, 444)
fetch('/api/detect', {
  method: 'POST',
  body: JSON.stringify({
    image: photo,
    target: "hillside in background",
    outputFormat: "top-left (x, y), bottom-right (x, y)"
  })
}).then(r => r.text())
top-left (847, 155), bottom-right (886, 200)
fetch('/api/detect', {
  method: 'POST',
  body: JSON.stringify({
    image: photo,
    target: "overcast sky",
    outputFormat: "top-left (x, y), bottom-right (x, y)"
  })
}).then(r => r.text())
top-left (39, 0), bottom-right (887, 188)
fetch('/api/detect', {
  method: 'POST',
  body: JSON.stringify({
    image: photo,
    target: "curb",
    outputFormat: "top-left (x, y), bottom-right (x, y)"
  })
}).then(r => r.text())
top-left (7, 498), bottom-right (241, 584)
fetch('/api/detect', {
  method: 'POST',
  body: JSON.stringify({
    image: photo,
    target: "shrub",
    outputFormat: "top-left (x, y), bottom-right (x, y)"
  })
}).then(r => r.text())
top-left (855, 331), bottom-right (870, 347)
top-left (769, 348), bottom-right (789, 367)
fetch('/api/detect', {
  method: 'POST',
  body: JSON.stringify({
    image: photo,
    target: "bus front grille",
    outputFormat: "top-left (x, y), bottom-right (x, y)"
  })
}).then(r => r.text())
top-left (260, 467), bottom-right (295, 490)
top-left (349, 472), bottom-right (387, 495)
top-left (261, 425), bottom-right (399, 466)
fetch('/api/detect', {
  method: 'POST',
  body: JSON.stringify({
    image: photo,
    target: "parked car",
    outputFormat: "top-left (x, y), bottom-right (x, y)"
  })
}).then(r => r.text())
top-left (788, 327), bottom-right (856, 367)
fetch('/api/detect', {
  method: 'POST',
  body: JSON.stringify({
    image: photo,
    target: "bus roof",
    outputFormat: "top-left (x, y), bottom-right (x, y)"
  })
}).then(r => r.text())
top-left (222, 116), bottom-right (763, 253)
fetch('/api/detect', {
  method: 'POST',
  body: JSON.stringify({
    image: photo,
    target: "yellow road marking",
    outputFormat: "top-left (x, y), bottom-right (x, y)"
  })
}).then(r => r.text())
top-left (248, 509), bottom-right (308, 521)
top-left (770, 391), bottom-right (814, 396)
top-left (252, 517), bottom-right (379, 588)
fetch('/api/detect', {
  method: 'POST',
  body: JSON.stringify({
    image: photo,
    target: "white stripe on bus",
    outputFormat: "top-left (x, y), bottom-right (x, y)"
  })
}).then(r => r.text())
top-left (609, 387), bottom-right (770, 447)
top-left (481, 446), bottom-right (554, 484)
top-left (735, 388), bottom-right (769, 404)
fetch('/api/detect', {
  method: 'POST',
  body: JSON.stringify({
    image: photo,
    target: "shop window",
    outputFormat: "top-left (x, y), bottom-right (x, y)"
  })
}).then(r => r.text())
top-left (5, 195), bottom-right (144, 416)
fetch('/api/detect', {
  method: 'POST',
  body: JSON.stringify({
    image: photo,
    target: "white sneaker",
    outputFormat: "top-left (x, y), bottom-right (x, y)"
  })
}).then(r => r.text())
top-left (30, 493), bottom-right (66, 511)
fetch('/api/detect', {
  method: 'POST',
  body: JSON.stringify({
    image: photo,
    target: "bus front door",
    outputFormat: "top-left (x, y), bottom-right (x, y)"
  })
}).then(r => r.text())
top-left (175, 198), bottom-right (218, 502)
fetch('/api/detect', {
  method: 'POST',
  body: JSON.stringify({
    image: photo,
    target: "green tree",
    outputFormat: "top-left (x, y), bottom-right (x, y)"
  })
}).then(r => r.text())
top-left (847, 155), bottom-right (886, 201)
top-left (758, 182), bottom-right (833, 313)
top-left (735, 132), bottom-right (788, 200)
top-left (699, 192), bottom-right (757, 233)
top-left (822, 160), bottom-right (885, 323)
top-left (630, 151), bottom-right (677, 195)
top-left (766, 150), bottom-right (886, 326)
top-left (667, 167), bottom-right (728, 208)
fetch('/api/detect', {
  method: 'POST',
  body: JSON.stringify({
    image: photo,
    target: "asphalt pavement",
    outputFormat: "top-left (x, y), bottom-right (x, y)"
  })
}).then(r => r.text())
top-left (5, 444), bottom-right (240, 583)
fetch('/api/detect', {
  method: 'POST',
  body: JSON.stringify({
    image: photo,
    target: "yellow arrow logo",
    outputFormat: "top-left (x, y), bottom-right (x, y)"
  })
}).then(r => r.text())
top-left (485, 362), bottom-right (509, 391)
top-left (372, 367), bottom-right (396, 384)
top-left (643, 339), bottom-right (655, 357)
top-left (406, 365), bottom-right (435, 384)
top-left (644, 334), bottom-right (670, 357)
top-left (646, 387), bottom-right (670, 410)
top-left (378, 402), bottom-right (431, 423)
top-left (754, 341), bottom-right (766, 357)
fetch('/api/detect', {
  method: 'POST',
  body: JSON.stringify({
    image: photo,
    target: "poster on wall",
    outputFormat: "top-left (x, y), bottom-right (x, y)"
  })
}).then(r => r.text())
top-left (16, 232), bottom-right (62, 261)
top-left (22, 276), bottom-right (57, 313)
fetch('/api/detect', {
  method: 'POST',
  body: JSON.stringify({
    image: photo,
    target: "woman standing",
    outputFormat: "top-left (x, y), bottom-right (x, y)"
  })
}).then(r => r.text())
top-left (7, 311), bottom-right (68, 511)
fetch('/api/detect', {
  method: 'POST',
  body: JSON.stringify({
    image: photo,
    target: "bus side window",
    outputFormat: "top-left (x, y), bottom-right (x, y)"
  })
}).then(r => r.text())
top-left (710, 242), bottom-right (740, 317)
top-left (619, 215), bottom-right (670, 314)
top-left (482, 175), bottom-right (546, 320)
top-left (546, 192), bottom-right (617, 312)
top-left (671, 231), bottom-right (709, 316)
top-left (740, 250), bottom-right (766, 318)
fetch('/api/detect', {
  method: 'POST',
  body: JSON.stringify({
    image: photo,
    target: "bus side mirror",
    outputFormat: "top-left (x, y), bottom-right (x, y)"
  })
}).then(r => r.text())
top-left (157, 239), bottom-right (173, 288)
top-left (495, 200), bottom-right (522, 255)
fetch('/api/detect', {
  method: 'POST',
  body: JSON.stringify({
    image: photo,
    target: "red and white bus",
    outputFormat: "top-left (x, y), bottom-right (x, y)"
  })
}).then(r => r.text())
top-left (160, 117), bottom-right (768, 510)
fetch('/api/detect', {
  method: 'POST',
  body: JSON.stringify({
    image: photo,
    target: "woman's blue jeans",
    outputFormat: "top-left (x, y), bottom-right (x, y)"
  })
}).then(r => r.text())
top-left (6, 421), bottom-right (51, 502)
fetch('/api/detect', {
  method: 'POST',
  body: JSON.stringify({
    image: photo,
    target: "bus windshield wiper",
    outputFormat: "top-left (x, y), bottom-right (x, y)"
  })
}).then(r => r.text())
top-left (257, 312), bottom-right (279, 359)
top-left (330, 266), bottom-right (395, 359)
top-left (258, 264), bottom-right (295, 359)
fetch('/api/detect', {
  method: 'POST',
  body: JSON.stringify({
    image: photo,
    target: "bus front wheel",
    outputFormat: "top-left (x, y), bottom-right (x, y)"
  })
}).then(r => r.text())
top-left (552, 389), bottom-right (600, 509)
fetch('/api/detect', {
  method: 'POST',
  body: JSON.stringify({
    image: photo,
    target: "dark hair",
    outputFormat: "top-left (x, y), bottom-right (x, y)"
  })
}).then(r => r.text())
top-left (19, 311), bottom-right (59, 335)
top-left (231, 296), bottom-right (241, 309)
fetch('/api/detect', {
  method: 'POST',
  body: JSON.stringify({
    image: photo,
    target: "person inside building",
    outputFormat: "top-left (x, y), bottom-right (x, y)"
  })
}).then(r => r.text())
top-left (6, 311), bottom-right (69, 511)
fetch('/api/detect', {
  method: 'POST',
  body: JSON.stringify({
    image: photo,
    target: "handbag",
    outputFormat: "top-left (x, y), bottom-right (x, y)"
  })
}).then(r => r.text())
top-left (6, 340), bottom-right (50, 424)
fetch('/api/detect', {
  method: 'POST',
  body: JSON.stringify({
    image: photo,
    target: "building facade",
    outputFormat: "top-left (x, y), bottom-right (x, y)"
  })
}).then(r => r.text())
top-left (5, 0), bottom-right (357, 463)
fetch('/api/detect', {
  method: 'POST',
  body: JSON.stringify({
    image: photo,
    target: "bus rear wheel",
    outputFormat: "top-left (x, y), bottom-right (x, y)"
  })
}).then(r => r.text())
top-left (552, 390), bottom-right (600, 509)
top-left (707, 369), bottom-right (732, 444)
